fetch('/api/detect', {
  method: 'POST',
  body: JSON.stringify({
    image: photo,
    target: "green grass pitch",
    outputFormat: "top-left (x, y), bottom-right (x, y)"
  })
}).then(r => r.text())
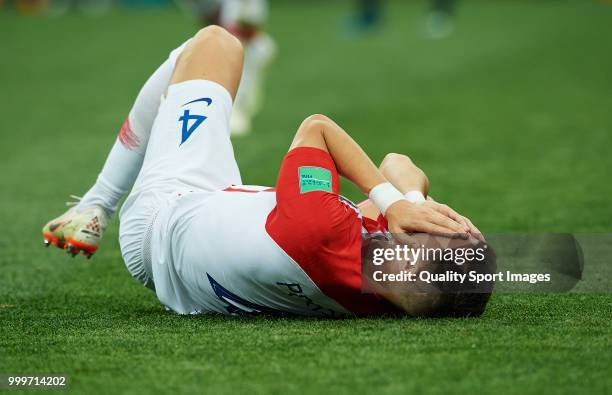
top-left (1, 1), bottom-right (611, 394)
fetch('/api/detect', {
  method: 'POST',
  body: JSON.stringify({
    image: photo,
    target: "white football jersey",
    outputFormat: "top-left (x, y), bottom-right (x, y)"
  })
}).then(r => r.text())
top-left (148, 187), bottom-right (351, 317)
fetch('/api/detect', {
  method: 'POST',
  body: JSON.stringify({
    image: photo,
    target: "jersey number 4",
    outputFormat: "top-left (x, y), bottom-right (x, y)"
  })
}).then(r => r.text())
top-left (179, 110), bottom-right (206, 146)
top-left (178, 97), bottom-right (213, 146)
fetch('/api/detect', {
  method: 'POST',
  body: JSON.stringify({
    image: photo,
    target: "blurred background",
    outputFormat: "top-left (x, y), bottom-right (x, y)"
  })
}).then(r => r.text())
top-left (1, 0), bottom-right (611, 234)
top-left (1, 2), bottom-right (612, 393)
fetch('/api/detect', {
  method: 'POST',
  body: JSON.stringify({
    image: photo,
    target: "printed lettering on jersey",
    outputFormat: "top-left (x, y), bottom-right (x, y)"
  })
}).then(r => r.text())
top-left (207, 273), bottom-right (284, 316)
top-left (207, 274), bottom-right (339, 317)
top-left (276, 282), bottom-right (338, 317)
top-left (298, 166), bottom-right (332, 194)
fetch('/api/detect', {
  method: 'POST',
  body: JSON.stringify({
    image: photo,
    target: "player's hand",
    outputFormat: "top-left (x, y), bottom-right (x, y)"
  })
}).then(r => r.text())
top-left (422, 199), bottom-right (484, 242)
top-left (385, 200), bottom-right (469, 237)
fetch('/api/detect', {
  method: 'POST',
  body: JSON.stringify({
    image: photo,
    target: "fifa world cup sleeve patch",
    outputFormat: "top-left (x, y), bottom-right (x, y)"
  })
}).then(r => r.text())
top-left (298, 166), bottom-right (332, 194)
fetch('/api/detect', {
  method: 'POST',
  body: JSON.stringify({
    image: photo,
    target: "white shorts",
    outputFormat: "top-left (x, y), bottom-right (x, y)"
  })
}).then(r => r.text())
top-left (119, 80), bottom-right (242, 288)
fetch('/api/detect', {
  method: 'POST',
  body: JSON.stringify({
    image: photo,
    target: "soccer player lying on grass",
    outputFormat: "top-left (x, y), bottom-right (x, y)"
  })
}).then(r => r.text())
top-left (42, 26), bottom-right (495, 317)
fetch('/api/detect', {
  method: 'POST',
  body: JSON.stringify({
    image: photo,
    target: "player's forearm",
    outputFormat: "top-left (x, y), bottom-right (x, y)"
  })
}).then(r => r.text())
top-left (319, 121), bottom-right (387, 195)
top-left (291, 116), bottom-right (469, 234)
top-left (379, 153), bottom-right (429, 196)
top-left (290, 115), bottom-right (409, 216)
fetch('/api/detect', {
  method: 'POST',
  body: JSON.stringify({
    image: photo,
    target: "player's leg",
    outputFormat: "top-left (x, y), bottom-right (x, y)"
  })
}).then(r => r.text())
top-left (176, 0), bottom-right (274, 135)
top-left (44, 26), bottom-right (244, 260)
top-left (220, 0), bottom-right (275, 135)
top-left (171, 25), bottom-right (243, 93)
top-left (119, 26), bottom-right (245, 288)
top-left (129, 25), bottom-right (244, 197)
top-left (42, 39), bottom-right (189, 256)
top-left (426, 0), bottom-right (457, 39)
top-left (80, 44), bottom-right (187, 214)
top-left (350, 0), bottom-right (384, 32)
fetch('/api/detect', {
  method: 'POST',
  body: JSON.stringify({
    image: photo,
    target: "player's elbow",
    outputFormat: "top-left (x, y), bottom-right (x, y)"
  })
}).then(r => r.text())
top-left (381, 153), bottom-right (414, 170)
top-left (302, 113), bottom-right (334, 125)
top-left (299, 114), bottom-right (335, 136)
top-left (291, 114), bottom-right (337, 151)
top-left (380, 153), bottom-right (429, 193)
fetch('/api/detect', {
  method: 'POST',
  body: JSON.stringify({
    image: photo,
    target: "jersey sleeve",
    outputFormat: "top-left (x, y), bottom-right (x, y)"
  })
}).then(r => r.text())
top-left (265, 147), bottom-right (400, 316)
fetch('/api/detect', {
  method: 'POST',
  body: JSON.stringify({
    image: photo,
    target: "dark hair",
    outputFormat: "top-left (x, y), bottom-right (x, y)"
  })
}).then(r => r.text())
top-left (362, 233), bottom-right (497, 317)
top-left (417, 237), bottom-right (497, 318)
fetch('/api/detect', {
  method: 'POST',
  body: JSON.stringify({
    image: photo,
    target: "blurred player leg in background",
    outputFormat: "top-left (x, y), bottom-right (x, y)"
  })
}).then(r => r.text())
top-left (45, 0), bottom-right (114, 16)
top-left (222, 0), bottom-right (275, 135)
top-left (346, 0), bottom-right (383, 35)
top-left (174, 0), bottom-right (222, 25)
top-left (15, 0), bottom-right (48, 14)
top-left (425, 0), bottom-right (457, 39)
top-left (176, 0), bottom-right (276, 136)
top-left (345, 0), bottom-right (458, 39)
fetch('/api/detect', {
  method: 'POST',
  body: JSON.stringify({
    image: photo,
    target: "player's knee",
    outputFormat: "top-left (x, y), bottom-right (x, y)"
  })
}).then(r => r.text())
top-left (172, 25), bottom-right (243, 96)
top-left (188, 25), bottom-right (243, 58)
top-left (194, 25), bottom-right (241, 47)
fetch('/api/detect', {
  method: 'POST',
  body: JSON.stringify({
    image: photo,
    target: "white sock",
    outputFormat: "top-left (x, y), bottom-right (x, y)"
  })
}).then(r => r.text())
top-left (78, 42), bottom-right (188, 215)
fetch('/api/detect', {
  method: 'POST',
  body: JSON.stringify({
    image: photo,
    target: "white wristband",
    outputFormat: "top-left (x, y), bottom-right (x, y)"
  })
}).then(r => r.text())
top-left (404, 190), bottom-right (426, 204)
top-left (369, 182), bottom-right (404, 215)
